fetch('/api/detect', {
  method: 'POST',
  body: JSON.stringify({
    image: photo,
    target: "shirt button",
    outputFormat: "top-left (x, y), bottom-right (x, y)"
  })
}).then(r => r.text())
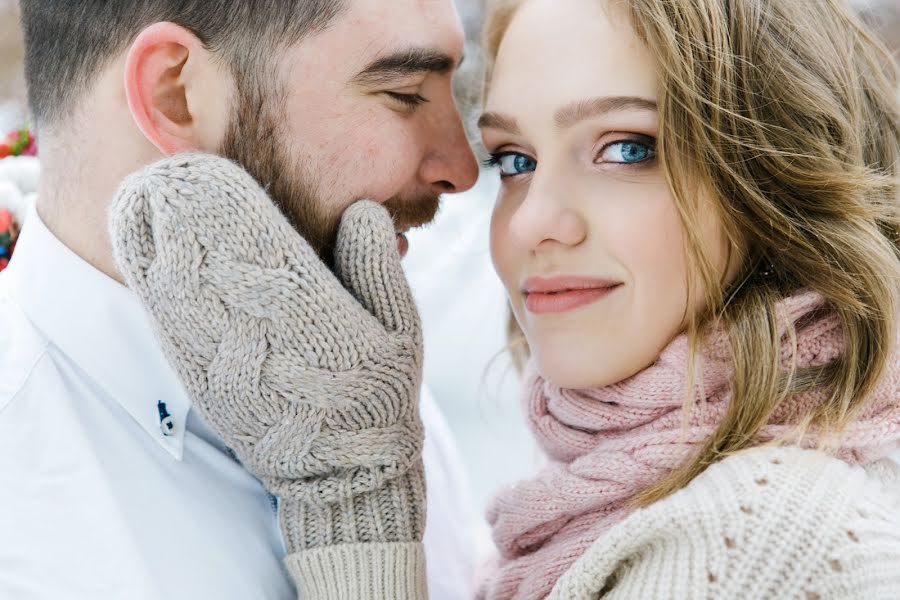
top-left (157, 400), bottom-right (176, 437)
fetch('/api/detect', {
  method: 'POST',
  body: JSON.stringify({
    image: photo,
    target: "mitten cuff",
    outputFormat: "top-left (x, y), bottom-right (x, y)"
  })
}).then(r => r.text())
top-left (285, 542), bottom-right (428, 600)
top-left (280, 467), bottom-right (427, 552)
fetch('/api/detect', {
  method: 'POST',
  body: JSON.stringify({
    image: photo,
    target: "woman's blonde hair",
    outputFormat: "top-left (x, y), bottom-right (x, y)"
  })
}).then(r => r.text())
top-left (484, 0), bottom-right (900, 507)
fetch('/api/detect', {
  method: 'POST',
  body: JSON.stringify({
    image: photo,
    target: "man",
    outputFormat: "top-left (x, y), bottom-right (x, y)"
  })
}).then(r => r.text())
top-left (0, 1), bottom-right (479, 598)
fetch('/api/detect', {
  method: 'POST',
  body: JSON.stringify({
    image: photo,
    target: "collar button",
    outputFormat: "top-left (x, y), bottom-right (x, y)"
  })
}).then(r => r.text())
top-left (157, 400), bottom-right (176, 437)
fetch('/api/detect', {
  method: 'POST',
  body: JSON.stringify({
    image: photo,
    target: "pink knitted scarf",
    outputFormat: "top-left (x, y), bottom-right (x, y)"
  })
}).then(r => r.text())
top-left (479, 291), bottom-right (900, 600)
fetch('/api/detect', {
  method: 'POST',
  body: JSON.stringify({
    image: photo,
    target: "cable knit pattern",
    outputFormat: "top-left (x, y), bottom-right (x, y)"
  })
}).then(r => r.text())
top-left (481, 292), bottom-right (900, 600)
top-left (107, 154), bottom-right (427, 561)
top-left (548, 446), bottom-right (900, 599)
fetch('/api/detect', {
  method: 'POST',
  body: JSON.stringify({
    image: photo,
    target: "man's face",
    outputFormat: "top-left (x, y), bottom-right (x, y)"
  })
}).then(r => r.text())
top-left (222, 0), bottom-right (479, 262)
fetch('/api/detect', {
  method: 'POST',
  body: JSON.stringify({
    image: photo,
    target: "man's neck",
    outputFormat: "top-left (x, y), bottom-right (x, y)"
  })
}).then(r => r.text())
top-left (36, 142), bottom-right (157, 285)
top-left (37, 193), bottom-right (122, 284)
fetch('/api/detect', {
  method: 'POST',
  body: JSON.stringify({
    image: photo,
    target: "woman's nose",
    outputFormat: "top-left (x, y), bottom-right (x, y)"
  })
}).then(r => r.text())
top-left (508, 182), bottom-right (587, 252)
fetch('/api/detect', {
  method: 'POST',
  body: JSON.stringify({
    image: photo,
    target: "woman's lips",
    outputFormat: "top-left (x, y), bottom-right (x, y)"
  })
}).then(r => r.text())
top-left (522, 276), bottom-right (622, 315)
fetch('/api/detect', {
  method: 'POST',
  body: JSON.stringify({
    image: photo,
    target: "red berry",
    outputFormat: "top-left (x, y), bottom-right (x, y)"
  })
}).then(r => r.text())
top-left (22, 138), bottom-right (37, 157)
top-left (0, 143), bottom-right (10, 159)
top-left (0, 210), bottom-right (11, 232)
top-left (0, 257), bottom-right (8, 272)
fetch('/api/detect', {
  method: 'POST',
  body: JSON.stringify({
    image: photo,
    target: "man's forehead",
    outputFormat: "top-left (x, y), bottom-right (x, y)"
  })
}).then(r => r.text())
top-left (339, 0), bottom-right (466, 62)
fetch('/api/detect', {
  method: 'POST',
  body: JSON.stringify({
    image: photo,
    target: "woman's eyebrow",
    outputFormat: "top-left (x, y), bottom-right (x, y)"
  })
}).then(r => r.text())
top-left (478, 96), bottom-right (657, 134)
top-left (555, 96), bottom-right (657, 129)
top-left (477, 112), bottom-right (520, 134)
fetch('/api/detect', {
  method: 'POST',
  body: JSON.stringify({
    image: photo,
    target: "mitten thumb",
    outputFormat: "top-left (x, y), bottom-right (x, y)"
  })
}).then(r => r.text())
top-left (334, 200), bottom-right (420, 337)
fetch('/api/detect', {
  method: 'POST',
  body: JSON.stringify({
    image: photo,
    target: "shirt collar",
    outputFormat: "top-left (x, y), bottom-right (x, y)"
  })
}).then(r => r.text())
top-left (5, 205), bottom-right (190, 460)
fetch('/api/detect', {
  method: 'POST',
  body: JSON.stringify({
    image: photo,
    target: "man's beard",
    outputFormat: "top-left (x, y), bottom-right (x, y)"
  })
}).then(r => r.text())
top-left (219, 81), bottom-right (441, 266)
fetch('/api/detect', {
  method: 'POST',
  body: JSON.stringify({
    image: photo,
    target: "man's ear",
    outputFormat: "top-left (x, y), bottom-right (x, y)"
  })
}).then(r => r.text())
top-left (124, 22), bottom-right (229, 155)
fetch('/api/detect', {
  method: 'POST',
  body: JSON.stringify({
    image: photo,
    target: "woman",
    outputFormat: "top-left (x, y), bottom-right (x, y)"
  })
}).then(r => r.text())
top-left (476, 0), bottom-right (900, 597)
top-left (109, 0), bottom-right (900, 597)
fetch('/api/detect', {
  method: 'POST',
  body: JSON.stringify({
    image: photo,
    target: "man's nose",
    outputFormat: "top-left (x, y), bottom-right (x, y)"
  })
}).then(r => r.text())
top-left (420, 110), bottom-right (480, 195)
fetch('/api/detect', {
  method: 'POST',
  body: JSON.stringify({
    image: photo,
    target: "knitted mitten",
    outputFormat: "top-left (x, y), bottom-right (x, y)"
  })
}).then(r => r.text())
top-left (108, 154), bottom-right (426, 573)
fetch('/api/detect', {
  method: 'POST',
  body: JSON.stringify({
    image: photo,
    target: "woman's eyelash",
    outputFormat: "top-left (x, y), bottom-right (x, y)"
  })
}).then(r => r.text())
top-left (482, 154), bottom-right (504, 169)
top-left (482, 152), bottom-right (518, 174)
top-left (483, 152), bottom-right (538, 179)
top-left (385, 92), bottom-right (429, 108)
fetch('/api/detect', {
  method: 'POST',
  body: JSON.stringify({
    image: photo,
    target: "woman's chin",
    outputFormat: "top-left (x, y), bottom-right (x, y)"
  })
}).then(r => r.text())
top-left (533, 348), bottom-right (635, 390)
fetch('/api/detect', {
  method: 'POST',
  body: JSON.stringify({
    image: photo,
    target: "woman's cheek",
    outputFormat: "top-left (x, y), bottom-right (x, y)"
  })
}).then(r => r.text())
top-left (489, 192), bottom-right (518, 288)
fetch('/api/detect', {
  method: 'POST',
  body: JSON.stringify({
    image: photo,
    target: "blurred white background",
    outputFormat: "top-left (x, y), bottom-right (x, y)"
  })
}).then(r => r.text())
top-left (405, 172), bottom-right (541, 550)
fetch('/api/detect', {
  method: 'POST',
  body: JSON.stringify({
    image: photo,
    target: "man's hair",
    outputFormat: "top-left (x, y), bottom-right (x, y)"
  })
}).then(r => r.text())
top-left (19, 0), bottom-right (347, 126)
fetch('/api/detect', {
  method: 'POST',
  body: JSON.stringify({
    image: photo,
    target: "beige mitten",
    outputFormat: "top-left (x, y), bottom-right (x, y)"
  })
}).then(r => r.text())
top-left (109, 153), bottom-right (427, 599)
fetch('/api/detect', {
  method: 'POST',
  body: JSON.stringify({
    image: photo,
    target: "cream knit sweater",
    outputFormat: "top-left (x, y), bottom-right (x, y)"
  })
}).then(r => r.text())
top-left (547, 445), bottom-right (900, 599)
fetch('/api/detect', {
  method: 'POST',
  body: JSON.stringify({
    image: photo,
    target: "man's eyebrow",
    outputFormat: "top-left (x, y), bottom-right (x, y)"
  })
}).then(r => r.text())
top-left (555, 96), bottom-right (657, 129)
top-left (352, 47), bottom-right (459, 86)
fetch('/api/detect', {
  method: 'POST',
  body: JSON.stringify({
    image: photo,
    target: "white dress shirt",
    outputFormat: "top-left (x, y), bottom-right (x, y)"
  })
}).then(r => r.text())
top-left (0, 207), bottom-right (476, 599)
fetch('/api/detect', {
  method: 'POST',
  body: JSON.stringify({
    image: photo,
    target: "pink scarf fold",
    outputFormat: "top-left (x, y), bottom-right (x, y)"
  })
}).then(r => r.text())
top-left (479, 291), bottom-right (900, 600)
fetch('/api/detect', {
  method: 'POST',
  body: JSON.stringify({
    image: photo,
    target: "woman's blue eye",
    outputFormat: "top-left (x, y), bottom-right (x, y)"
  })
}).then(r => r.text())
top-left (599, 140), bottom-right (656, 164)
top-left (484, 152), bottom-right (537, 177)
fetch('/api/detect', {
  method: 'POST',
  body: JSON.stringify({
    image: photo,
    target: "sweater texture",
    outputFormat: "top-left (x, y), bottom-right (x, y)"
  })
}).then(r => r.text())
top-left (548, 445), bottom-right (900, 599)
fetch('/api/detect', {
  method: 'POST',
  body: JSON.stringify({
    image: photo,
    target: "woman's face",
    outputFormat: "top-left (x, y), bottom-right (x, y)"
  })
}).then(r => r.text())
top-left (481, 0), bottom-right (734, 389)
